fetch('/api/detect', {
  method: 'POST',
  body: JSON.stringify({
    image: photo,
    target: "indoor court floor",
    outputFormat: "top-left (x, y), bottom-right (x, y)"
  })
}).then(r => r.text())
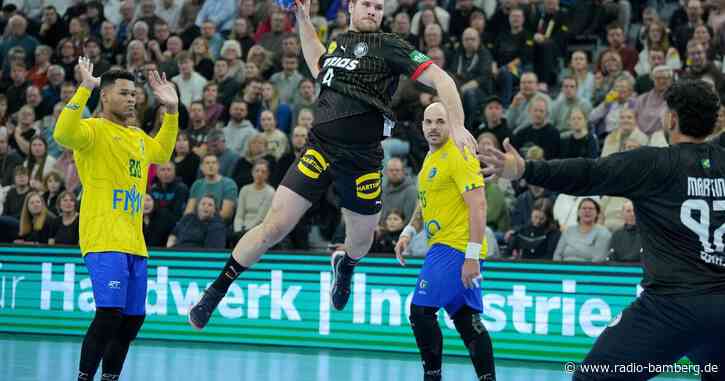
top-left (0, 334), bottom-right (698, 381)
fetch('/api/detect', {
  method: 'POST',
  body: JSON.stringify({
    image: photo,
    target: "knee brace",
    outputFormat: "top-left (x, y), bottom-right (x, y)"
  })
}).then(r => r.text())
top-left (453, 307), bottom-right (496, 380)
top-left (410, 304), bottom-right (443, 379)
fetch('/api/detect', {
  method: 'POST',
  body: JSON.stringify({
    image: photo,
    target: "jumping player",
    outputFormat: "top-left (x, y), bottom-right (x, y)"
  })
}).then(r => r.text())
top-left (189, 0), bottom-right (476, 329)
top-left (480, 79), bottom-right (725, 380)
top-left (54, 57), bottom-right (179, 381)
top-left (395, 102), bottom-right (495, 381)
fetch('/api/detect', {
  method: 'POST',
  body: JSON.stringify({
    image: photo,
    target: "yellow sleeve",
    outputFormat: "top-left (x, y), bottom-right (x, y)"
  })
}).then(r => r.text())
top-left (53, 86), bottom-right (95, 151)
top-left (145, 113), bottom-right (179, 164)
top-left (451, 147), bottom-right (485, 194)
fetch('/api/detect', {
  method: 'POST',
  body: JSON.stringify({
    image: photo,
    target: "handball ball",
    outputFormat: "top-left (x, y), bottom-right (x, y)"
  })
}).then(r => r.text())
top-left (276, 0), bottom-right (295, 10)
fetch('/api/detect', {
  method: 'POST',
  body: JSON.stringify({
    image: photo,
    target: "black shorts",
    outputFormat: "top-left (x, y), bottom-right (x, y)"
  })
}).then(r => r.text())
top-left (280, 113), bottom-right (384, 215)
top-left (573, 291), bottom-right (725, 381)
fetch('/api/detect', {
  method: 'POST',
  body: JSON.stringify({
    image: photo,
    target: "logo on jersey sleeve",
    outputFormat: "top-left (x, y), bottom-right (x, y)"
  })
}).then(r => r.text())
top-left (355, 172), bottom-right (382, 200)
top-left (327, 41), bottom-right (337, 54)
top-left (427, 167), bottom-right (437, 180)
top-left (410, 50), bottom-right (431, 64)
top-left (112, 185), bottom-right (143, 215)
top-left (297, 148), bottom-right (329, 179)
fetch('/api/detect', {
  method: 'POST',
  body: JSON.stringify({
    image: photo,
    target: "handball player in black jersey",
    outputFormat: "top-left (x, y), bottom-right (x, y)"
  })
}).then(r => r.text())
top-left (481, 79), bottom-right (725, 380)
top-left (189, 0), bottom-right (476, 329)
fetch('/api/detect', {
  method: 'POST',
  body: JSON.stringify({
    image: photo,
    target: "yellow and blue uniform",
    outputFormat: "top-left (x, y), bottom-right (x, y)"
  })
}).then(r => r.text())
top-left (412, 138), bottom-right (487, 315)
top-left (54, 86), bottom-right (178, 314)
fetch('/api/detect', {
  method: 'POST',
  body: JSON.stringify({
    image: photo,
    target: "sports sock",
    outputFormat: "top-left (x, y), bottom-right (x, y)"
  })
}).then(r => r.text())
top-left (211, 255), bottom-right (247, 293)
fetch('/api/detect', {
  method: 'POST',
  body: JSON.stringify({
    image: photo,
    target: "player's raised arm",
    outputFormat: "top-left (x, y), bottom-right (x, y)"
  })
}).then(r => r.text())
top-left (416, 64), bottom-right (477, 154)
top-left (54, 57), bottom-right (98, 151)
top-left (145, 70), bottom-right (180, 163)
top-left (294, 0), bottom-right (325, 79)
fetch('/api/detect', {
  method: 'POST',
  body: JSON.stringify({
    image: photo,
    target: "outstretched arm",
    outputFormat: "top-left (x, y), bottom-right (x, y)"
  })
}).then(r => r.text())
top-left (295, 0), bottom-right (325, 79)
top-left (480, 138), bottom-right (667, 199)
top-left (145, 71), bottom-right (180, 164)
top-left (54, 57), bottom-right (99, 151)
top-left (416, 64), bottom-right (477, 154)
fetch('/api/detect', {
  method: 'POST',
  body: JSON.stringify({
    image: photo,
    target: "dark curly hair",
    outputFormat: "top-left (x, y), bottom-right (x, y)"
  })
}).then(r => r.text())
top-left (664, 79), bottom-right (720, 139)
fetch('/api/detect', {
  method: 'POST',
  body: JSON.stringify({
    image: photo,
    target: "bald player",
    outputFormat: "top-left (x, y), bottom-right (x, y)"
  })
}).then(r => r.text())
top-left (396, 102), bottom-right (496, 381)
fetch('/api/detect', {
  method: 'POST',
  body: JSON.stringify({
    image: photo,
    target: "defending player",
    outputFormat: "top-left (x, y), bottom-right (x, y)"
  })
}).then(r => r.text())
top-left (480, 79), bottom-right (725, 380)
top-left (395, 103), bottom-right (496, 381)
top-left (54, 57), bottom-right (179, 381)
top-left (189, 0), bottom-right (477, 329)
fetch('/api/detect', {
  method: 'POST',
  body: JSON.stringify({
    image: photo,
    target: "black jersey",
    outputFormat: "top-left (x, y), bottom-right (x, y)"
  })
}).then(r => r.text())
top-left (313, 31), bottom-right (433, 129)
top-left (523, 143), bottom-right (725, 296)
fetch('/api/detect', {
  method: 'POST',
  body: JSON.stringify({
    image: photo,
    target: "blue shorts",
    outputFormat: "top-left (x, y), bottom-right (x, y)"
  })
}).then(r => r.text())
top-left (411, 244), bottom-right (484, 317)
top-left (84, 252), bottom-right (148, 315)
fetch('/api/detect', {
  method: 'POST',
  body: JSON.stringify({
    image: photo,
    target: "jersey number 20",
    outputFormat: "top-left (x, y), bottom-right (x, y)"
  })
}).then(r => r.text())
top-left (322, 68), bottom-right (334, 87)
top-left (681, 199), bottom-right (725, 253)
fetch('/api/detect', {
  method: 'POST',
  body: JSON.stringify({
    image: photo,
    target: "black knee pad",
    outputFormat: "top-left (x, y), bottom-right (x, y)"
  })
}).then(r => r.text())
top-left (452, 306), bottom-right (487, 347)
top-left (118, 315), bottom-right (145, 343)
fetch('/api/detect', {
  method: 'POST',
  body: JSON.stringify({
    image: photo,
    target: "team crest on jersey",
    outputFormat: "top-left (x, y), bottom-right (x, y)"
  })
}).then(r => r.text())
top-left (428, 167), bottom-right (437, 179)
top-left (327, 41), bottom-right (337, 54)
top-left (354, 42), bottom-right (368, 58)
top-left (702, 159), bottom-right (712, 169)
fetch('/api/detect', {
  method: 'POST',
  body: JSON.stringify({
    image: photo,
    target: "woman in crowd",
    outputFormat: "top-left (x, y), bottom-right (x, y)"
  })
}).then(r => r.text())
top-left (42, 171), bottom-right (65, 215)
top-left (142, 194), bottom-right (176, 248)
top-left (232, 159), bottom-right (274, 242)
top-left (25, 136), bottom-right (57, 191)
top-left (172, 132), bottom-right (201, 189)
top-left (553, 198), bottom-right (612, 262)
top-left (508, 198), bottom-right (561, 260)
top-left (49, 190), bottom-right (79, 245)
top-left (15, 191), bottom-right (54, 245)
top-left (231, 133), bottom-right (276, 189)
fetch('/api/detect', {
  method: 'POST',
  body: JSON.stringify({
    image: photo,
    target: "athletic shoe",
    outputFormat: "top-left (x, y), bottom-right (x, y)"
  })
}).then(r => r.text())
top-left (330, 250), bottom-right (355, 310)
top-left (188, 287), bottom-right (224, 330)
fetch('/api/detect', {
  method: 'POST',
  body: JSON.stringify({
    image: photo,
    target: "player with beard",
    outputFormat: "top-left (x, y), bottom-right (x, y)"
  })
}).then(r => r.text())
top-left (189, 0), bottom-right (476, 329)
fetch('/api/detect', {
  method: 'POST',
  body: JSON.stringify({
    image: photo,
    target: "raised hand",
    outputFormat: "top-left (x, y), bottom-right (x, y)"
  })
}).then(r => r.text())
top-left (479, 138), bottom-right (526, 181)
top-left (450, 126), bottom-right (477, 156)
top-left (294, 0), bottom-right (311, 20)
top-left (78, 56), bottom-right (100, 89)
top-left (148, 70), bottom-right (178, 113)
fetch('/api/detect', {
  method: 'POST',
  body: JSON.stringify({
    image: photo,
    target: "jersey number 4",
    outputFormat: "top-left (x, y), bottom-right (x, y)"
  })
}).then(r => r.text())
top-left (322, 68), bottom-right (334, 87)
top-left (681, 199), bottom-right (725, 253)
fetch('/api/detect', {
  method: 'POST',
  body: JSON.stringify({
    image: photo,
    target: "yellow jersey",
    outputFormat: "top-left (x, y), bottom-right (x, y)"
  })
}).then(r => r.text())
top-left (54, 86), bottom-right (179, 257)
top-left (417, 138), bottom-right (487, 258)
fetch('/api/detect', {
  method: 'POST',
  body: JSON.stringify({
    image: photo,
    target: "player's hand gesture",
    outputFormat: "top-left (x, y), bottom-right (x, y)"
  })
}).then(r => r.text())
top-left (461, 259), bottom-right (481, 289)
top-left (294, 0), bottom-right (311, 21)
top-left (394, 236), bottom-right (410, 266)
top-left (479, 138), bottom-right (525, 181)
top-left (149, 70), bottom-right (179, 113)
top-left (78, 56), bottom-right (100, 90)
top-left (451, 127), bottom-right (477, 156)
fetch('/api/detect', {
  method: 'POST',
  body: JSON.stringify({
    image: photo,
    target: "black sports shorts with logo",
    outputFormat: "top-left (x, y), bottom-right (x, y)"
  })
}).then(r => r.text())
top-left (573, 291), bottom-right (725, 381)
top-left (280, 112), bottom-right (384, 215)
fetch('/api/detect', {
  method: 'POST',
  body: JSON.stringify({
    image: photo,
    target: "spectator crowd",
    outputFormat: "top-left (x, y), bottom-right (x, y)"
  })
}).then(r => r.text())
top-left (1, 0), bottom-right (723, 264)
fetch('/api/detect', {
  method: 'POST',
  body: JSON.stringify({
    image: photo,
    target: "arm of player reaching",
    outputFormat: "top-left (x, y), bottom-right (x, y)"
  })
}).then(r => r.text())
top-left (416, 64), bottom-right (477, 154)
top-left (480, 138), bottom-right (667, 199)
top-left (462, 187), bottom-right (486, 289)
top-left (54, 58), bottom-right (98, 151)
top-left (395, 201), bottom-right (422, 266)
top-left (145, 71), bottom-right (180, 163)
top-left (295, 0), bottom-right (325, 79)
